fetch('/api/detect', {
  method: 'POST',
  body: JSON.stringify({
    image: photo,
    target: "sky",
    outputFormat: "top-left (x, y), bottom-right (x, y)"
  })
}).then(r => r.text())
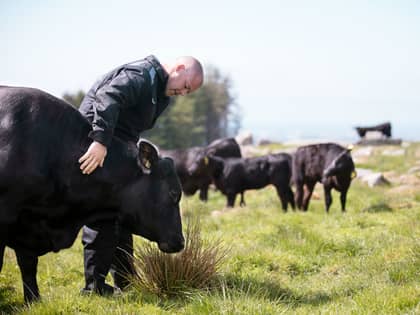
top-left (1, 0), bottom-right (419, 142)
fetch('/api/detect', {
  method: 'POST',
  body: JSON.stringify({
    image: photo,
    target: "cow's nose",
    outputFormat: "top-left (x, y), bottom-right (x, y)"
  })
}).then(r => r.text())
top-left (158, 236), bottom-right (185, 253)
top-left (179, 237), bottom-right (185, 248)
top-left (174, 235), bottom-right (185, 251)
top-left (158, 242), bottom-right (171, 252)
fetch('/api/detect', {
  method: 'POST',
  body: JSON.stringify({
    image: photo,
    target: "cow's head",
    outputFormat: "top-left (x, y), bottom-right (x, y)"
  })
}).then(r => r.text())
top-left (189, 151), bottom-right (226, 180)
top-left (187, 149), bottom-right (210, 177)
top-left (120, 140), bottom-right (184, 253)
top-left (323, 149), bottom-right (356, 181)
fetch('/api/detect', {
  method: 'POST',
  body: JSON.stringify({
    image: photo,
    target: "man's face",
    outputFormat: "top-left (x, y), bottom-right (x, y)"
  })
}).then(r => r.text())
top-left (165, 66), bottom-right (199, 97)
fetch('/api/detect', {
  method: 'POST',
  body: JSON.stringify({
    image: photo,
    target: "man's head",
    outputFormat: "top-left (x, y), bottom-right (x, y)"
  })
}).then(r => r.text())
top-left (164, 56), bottom-right (204, 96)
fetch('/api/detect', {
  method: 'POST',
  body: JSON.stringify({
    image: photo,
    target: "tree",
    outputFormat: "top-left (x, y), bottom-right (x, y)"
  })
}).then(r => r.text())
top-left (62, 90), bottom-right (85, 108)
top-left (198, 65), bottom-right (241, 143)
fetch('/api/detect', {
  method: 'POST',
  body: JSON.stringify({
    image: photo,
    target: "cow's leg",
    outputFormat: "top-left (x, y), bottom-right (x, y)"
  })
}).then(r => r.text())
top-left (0, 224), bottom-right (7, 272)
top-left (199, 185), bottom-right (209, 202)
top-left (226, 193), bottom-right (236, 207)
top-left (239, 192), bottom-right (246, 207)
top-left (287, 186), bottom-right (296, 210)
top-left (323, 185), bottom-right (333, 213)
top-left (111, 228), bottom-right (135, 290)
top-left (295, 181), bottom-right (304, 210)
top-left (274, 185), bottom-right (288, 212)
top-left (302, 182), bottom-right (316, 211)
top-left (340, 189), bottom-right (348, 212)
top-left (82, 220), bottom-right (118, 295)
top-left (0, 244), bottom-right (4, 272)
top-left (15, 250), bottom-right (39, 303)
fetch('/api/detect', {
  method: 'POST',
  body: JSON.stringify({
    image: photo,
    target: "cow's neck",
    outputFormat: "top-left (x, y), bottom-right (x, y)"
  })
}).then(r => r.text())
top-left (95, 141), bottom-right (141, 184)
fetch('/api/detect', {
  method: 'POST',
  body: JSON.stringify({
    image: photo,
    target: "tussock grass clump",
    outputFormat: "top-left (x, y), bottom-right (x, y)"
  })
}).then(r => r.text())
top-left (130, 216), bottom-right (229, 297)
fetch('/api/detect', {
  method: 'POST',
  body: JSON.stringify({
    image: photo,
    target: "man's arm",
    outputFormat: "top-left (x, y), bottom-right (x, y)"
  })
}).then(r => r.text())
top-left (88, 71), bottom-right (132, 147)
top-left (79, 70), bottom-right (142, 174)
top-left (79, 141), bottom-right (107, 175)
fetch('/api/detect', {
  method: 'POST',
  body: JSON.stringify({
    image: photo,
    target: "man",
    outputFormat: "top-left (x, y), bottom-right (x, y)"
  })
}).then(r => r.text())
top-left (78, 55), bottom-right (203, 295)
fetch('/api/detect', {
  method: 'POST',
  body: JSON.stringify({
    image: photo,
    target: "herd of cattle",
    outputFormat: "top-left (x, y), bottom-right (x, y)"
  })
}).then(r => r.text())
top-left (0, 86), bottom-right (357, 302)
top-left (165, 137), bottom-right (356, 213)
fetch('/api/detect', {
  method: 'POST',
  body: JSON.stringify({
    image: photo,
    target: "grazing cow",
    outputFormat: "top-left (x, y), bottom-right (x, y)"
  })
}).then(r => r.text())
top-left (355, 122), bottom-right (392, 138)
top-left (161, 137), bottom-right (241, 201)
top-left (196, 153), bottom-right (295, 210)
top-left (292, 143), bottom-right (356, 212)
top-left (0, 86), bottom-right (184, 302)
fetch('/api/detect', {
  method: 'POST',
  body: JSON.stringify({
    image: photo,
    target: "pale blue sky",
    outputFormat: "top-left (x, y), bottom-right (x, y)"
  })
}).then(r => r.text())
top-left (1, 1), bottom-right (419, 141)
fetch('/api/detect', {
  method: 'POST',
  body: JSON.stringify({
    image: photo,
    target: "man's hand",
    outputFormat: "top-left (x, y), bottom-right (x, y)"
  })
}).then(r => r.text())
top-left (79, 141), bottom-right (107, 174)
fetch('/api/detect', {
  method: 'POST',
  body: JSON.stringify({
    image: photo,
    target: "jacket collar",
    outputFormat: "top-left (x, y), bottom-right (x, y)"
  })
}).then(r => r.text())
top-left (145, 55), bottom-right (168, 86)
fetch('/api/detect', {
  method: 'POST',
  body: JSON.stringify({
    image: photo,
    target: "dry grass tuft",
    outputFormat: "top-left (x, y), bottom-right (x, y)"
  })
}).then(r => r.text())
top-left (130, 216), bottom-right (229, 297)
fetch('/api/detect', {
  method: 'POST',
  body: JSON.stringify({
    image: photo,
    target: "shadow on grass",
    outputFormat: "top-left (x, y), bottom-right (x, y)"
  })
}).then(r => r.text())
top-left (0, 285), bottom-right (23, 314)
top-left (362, 202), bottom-right (393, 213)
top-left (221, 274), bottom-right (333, 307)
top-left (122, 273), bottom-right (335, 310)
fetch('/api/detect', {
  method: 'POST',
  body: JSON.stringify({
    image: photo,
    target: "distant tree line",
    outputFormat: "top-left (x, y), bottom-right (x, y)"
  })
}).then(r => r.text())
top-left (62, 65), bottom-right (241, 149)
top-left (62, 90), bottom-right (85, 108)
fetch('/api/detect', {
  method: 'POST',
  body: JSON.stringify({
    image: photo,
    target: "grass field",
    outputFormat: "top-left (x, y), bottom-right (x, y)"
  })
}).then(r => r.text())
top-left (1, 143), bottom-right (419, 314)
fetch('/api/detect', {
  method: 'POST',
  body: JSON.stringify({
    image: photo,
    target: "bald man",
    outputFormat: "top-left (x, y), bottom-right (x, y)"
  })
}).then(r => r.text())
top-left (78, 55), bottom-right (203, 295)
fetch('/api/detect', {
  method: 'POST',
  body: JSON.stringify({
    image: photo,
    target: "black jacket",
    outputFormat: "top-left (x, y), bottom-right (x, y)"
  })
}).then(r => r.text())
top-left (79, 55), bottom-right (170, 146)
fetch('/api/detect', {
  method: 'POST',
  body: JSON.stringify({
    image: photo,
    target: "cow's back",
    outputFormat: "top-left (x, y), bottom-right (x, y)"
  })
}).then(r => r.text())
top-left (206, 138), bottom-right (242, 158)
top-left (0, 86), bottom-right (91, 182)
top-left (293, 143), bottom-right (345, 182)
top-left (220, 157), bottom-right (269, 191)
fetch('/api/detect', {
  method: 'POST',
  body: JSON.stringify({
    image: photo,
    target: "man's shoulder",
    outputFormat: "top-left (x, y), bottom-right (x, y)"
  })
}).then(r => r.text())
top-left (122, 58), bottom-right (154, 81)
top-left (124, 55), bottom-right (157, 71)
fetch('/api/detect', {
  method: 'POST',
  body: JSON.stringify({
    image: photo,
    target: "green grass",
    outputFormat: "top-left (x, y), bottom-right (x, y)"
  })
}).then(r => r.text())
top-left (1, 143), bottom-right (420, 314)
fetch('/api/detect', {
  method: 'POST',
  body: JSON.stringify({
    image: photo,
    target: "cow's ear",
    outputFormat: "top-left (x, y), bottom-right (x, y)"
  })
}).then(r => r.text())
top-left (137, 139), bottom-right (159, 174)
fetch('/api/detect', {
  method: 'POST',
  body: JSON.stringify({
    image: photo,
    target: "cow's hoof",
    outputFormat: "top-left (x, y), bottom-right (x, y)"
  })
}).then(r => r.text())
top-left (80, 283), bottom-right (121, 297)
top-left (24, 294), bottom-right (41, 304)
top-left (80, 288), bottom-right (93, 296)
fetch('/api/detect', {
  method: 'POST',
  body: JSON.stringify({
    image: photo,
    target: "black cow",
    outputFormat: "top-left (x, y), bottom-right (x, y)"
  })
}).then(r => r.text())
top-left (196, 153), bottom-right (294, 210)
top-left (0, 86), bottom-right (184, 302)
top-left (161, 138), bottom-right (241, 201)
top-left (355, 122), bottom-right (392, 138)
top-left (292, 143), bottom-right (356, 212)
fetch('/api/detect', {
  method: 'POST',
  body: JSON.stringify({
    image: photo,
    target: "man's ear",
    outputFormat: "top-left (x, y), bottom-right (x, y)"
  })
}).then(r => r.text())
top-left (175, 64), bottom-right (186, 72)
top-left (137, 139), bottom-right (159, 174)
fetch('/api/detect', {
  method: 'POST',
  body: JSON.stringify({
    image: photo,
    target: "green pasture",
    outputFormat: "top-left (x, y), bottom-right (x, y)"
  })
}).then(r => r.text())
top-left (1, 143), bottom-right (419, 314)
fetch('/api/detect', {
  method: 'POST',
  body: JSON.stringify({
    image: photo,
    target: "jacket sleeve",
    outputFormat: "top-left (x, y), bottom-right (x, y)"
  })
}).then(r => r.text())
top-left (88, 70), bottom-right (143, 146)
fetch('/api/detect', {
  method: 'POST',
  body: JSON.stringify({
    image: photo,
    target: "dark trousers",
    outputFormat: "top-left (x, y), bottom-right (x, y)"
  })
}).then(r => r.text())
top-left (82, 219), bottom-right (135, 294)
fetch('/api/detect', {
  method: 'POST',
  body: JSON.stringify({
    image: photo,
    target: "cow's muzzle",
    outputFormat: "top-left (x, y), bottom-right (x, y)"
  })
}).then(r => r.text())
top-left (158, 235), bottom-right (185, 253)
